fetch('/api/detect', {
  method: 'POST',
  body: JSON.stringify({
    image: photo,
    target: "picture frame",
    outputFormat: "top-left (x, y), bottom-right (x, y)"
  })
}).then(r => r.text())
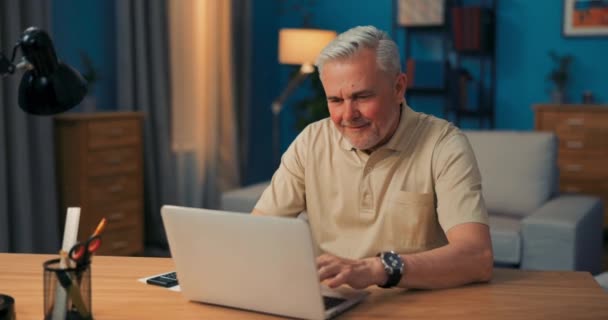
top-left (397, 0), bottom-right (444, 27)
top-left (563, 0), bottom-right (608, 37)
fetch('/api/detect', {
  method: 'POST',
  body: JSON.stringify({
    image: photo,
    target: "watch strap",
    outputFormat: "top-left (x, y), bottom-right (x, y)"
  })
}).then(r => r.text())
top-left (380, 268), bottom-right (402, 288)
top-left (377, 251), bottom-right (403, 288)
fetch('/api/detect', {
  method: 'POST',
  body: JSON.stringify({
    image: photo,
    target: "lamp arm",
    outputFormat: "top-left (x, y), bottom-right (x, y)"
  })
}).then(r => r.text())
top-left (0, 53), bottom-right (15, 76)
top-left (1, 43), bottom-right (30, 76)
top-left (271, 64), bottom-right (315, 115)
top-left (270, 63), bottom-right (316, 167)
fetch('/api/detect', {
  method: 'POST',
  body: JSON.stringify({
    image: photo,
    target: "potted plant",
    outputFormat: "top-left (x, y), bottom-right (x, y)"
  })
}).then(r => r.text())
top-left (546, 50), bottom-right (573, 104)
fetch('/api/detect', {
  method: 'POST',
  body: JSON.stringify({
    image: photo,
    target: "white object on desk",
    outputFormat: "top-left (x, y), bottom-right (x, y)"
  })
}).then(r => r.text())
top-left (51, 207), bottom-right (80, 320)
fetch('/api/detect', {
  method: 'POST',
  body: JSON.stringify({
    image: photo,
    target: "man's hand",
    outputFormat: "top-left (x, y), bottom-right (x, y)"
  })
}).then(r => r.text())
top-left (316, 253), bottom-right (387, 289)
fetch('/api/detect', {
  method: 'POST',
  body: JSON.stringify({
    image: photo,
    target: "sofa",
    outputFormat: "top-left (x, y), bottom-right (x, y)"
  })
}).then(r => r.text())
top-left (221, 131), bottom-right (604, 274)
top-left (465, 131), bottom-right (603, 274)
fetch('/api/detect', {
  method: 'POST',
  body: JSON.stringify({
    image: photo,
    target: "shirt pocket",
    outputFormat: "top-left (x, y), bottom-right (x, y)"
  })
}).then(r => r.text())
top-left (384, 191), bottom-right (439, 250)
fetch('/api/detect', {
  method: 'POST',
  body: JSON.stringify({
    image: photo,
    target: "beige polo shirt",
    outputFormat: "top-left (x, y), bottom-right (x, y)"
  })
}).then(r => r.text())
top-left (255, 105), bottom-right (488, 260)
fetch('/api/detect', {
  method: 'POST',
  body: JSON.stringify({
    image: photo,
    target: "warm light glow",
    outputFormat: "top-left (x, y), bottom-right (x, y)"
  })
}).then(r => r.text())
top-left (279, 28), bottom-right (337, 65)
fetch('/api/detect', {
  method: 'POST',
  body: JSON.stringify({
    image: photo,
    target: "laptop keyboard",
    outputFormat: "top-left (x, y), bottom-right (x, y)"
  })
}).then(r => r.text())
top-left (323, 296), bottom-right (346, 310)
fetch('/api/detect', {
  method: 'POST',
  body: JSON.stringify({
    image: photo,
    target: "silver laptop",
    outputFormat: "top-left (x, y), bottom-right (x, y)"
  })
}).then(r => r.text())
top-left (161, 205), bottom-right (368, 320)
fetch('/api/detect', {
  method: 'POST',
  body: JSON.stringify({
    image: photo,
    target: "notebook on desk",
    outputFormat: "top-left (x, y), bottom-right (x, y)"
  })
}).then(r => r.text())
top-left (160, 205), bottom-right (368, 320)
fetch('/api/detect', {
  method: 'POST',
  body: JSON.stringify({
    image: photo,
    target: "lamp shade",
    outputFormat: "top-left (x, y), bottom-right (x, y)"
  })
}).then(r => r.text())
top-left (278, 28), bottom-right (337, 65)
top-left (17, 27), bottom-right (87, 115)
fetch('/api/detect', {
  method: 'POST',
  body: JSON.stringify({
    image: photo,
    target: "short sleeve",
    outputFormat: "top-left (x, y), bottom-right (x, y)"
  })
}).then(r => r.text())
top-left (254, 128), bottom-right (309, 217)
top-left (432, 132), bottom-right (488, 232)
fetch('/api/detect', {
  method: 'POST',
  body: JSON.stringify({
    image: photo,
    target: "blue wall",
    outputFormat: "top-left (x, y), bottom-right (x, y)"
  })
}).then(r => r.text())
top-left (247, 0), bottom-right (281, 184)
top-left (495, 0), bottom-right (608, 129)
top-left (51, 0), bottom-right (117, 111)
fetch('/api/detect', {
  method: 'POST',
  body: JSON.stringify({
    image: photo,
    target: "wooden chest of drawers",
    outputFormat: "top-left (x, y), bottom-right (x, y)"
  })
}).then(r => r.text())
top-left (55, 112), bottom-right (145, 255)
top-left (535, 104), bottom-right (608, 227)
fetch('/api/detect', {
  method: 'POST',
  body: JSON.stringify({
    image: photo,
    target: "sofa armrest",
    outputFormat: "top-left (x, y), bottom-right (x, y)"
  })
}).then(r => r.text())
top-left (520, 195), bottom-right (603, 274)
top-left (220, 181), bottom-right (270, 213)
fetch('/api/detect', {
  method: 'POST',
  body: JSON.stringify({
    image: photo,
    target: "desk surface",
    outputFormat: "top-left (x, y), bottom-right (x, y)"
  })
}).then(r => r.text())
top-left (1, 253), bottom-right (607, 319)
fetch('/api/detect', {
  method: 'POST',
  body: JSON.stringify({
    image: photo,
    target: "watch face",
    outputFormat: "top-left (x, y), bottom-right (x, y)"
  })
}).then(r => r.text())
top-left (384, 252), bottom-right (404, 271)
top-left (378, 251), bottom-right (404, 288)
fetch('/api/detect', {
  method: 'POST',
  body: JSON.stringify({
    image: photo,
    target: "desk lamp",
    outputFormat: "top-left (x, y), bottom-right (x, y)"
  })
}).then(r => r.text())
top-left (0, 27), bottom-right (87, 115)
top-left (271, 28), bottom-right (336, 165)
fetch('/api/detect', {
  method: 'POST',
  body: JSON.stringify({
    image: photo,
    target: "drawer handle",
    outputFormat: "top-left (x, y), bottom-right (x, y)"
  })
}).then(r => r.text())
top-left (565, 118), bottom-right (584, 126)
top-left (108, 185), bottom-right (124, 193)
top-left (108, 128), bottom-right (126, 136)
top-left (108, 212), bottom-right (125, 221)
top-left (565, 164), bottom-right (582, 172)
top-left (563, 186), bottom-right (581, 193)
top-left (111, 241), bottom-right (129, 250)
top-left (566, 140), bottom-right (583, 149)
top-left (106, 157), bottom-right (123, 165)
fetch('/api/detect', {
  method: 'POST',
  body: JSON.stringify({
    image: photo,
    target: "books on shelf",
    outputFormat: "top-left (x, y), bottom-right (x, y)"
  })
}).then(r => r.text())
top-left (451, 6), bottom-right (494, 53)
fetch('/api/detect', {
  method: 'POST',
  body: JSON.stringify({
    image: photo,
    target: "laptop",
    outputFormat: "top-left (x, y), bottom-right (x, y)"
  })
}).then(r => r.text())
top-left (160, 205), bottom-right (368, 320)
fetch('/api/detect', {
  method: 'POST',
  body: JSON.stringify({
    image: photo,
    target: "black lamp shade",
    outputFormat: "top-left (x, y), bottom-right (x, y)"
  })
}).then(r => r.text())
top-left (17, 27), bottom-right (87, 115)
top-left (19, 64), bottom-right (87, 115)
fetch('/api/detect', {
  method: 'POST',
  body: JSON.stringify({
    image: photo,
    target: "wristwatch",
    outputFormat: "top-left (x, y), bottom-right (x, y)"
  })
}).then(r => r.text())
top-left (377, 251), bottom-right (404, 288)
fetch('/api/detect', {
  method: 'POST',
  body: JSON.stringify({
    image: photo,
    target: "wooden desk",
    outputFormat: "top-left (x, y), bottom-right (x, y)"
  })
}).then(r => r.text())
top-left (1, 254), bottom-right (607, 319)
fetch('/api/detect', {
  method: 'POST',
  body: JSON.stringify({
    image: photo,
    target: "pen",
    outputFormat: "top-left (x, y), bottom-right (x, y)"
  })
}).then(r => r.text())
top-left (87, 217), bottom-right (106, 265)
top-left (92, 217), bottom-right (107, 237)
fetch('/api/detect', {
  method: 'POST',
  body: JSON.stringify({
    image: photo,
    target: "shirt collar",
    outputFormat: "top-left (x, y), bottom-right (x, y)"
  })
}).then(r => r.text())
top-left (383, 104), bottom-right (416, 152)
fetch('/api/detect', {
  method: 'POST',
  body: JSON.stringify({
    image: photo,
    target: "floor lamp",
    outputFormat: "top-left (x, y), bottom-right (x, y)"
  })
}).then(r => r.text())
top-left (272, 28), bottom-right (337, 166)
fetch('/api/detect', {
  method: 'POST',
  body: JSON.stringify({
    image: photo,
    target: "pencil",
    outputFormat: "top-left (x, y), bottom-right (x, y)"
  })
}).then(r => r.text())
top-left (92, 217), bottom-right (107, 237)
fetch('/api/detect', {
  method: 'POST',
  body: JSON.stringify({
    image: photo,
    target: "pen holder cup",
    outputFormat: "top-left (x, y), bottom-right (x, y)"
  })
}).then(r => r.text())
top-left (43, 258), bottom-right (93, 320)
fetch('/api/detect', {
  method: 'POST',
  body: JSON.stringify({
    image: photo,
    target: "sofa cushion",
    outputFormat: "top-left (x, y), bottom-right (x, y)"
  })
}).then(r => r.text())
top-left (520, 195), bottom-right (603, 272)
top-left (488, 214), bottom-right (522, 265)
top-left (464, 131), bottom-right (557, 217)
top-left (220, 181), bottom-right (269, 213)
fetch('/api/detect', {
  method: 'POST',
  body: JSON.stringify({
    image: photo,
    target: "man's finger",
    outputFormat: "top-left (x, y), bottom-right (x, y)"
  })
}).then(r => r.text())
top-left (318, 261), bottom-right (341, 281)
top-left (326, 271), bottom-right (347, 288)
top-left (316, 253), bottom-right (335, 268)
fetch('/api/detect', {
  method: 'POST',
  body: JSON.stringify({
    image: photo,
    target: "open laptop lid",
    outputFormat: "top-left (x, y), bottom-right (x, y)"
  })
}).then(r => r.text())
top-left (161, 205), bottom-right (355, 319)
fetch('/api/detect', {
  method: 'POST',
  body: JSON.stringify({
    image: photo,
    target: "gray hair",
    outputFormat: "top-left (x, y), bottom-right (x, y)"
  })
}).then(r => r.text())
top-left (315, 25), bottom-right (401, 75)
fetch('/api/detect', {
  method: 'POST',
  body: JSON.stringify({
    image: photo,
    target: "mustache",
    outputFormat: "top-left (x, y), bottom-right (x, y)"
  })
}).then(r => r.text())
top-left (341, 118), bottom-right (370, 127)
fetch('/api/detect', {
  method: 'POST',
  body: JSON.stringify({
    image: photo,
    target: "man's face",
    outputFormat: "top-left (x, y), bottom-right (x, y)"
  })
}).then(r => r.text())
top-left (320, 48), bottom-right (406, 151)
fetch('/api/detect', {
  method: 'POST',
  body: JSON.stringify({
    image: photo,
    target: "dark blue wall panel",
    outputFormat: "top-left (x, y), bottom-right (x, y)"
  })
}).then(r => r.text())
top-left (52, 0), bottom-right (116, 111)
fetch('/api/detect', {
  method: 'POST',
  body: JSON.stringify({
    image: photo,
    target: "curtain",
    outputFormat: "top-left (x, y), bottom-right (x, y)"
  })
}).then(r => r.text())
top-left (169, 0), bottom-right (240, 208)
top-left (115, 0), bottom-right (177, 251)
top-left (0, 0), bottom-right (60, 253)
top-left (232, 0), bottom-right (252, 185)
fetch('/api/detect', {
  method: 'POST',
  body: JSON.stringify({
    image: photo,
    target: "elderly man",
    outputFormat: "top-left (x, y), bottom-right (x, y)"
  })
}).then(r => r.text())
top-left (253, 26), bottom-right (492, 290)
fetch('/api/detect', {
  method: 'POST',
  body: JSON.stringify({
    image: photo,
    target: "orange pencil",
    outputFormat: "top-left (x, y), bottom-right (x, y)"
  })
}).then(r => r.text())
top-left (92, 217), bottom-right (107, 237)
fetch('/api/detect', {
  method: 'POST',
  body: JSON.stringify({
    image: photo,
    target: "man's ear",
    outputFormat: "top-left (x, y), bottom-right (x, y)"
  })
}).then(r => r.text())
top-left (395, 73), bottom-right (407, 101)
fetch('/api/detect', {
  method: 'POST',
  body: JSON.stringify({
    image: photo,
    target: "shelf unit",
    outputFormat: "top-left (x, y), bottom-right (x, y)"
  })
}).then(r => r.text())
top-left (393, 0), bottom-right (497, 128)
